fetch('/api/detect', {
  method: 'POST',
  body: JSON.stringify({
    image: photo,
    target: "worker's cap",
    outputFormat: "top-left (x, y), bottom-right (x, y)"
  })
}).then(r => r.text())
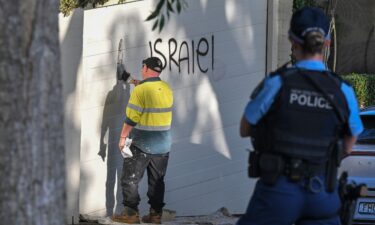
top-left (289, 7), bottom-right (330, 44)
top-left (142, 57), bottom-right (163, 73)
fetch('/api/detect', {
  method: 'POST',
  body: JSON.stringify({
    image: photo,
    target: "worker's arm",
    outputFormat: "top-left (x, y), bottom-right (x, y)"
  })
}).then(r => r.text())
top-left (343, 135), bottom-right (357, 155)
top-left (119, 123), bottom-right (134, 150)
top-left (240, 115), bottom-right (252, 137)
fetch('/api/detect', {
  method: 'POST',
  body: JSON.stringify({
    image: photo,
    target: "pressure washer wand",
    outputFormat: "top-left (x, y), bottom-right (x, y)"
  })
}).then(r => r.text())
top-left (117, 38), bottom-right (136, 84)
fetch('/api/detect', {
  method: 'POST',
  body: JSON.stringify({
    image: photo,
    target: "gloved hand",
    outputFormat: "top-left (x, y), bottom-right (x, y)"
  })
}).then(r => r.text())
top-left (121, 137), bottom-right (133, 158)
top-left (117, 63), bottom-right (131, 82)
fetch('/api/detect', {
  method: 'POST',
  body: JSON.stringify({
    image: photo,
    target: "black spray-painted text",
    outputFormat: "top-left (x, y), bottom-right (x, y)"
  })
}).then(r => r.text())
top-left (149, 35), bottom-right (214, 74)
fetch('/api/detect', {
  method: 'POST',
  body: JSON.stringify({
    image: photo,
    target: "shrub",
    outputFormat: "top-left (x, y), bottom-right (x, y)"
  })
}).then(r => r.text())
top-left (293, 0), bottom-right (318, 11)
top-left (342, 74), bottom-right (375, 108)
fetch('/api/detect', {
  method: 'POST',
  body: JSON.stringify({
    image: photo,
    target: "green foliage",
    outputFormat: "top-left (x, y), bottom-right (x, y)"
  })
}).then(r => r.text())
top-left (145, 0), bottom-right (188, 32)
top-left (60, 0), bottom-right (187, 32)
top-left (60, 0), bottom-right (79, 16)
top-left (293, 0), bottom-right (317, 12)
top-left (60, 0), bottom-right (112, 16)
top-left (342, 74), bottom-right (375, 108)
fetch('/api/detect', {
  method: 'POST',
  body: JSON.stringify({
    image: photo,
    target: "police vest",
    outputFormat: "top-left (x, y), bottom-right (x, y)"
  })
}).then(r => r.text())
top-left (252, 68), bottom-right (349, 162)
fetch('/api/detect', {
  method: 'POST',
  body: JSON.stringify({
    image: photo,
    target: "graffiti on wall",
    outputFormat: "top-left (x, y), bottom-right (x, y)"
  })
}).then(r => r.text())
top-left (149, 35), bottom-right (214, 74)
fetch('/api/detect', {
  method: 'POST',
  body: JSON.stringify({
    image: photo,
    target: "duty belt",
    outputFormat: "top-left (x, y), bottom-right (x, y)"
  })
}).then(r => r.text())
top-left (284, 158), bottom-right (326, 182)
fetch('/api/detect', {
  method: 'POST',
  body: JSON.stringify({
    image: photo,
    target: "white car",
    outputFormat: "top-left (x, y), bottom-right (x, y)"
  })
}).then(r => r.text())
top-left (339, 106), bottom-right (375, 225)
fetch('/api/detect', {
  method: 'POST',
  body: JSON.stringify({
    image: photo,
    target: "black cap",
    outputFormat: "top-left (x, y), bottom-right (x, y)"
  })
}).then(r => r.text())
top-left (142, 57), bottom-right (163, 73)
top-left (289, 7), bottom-right (330, 43)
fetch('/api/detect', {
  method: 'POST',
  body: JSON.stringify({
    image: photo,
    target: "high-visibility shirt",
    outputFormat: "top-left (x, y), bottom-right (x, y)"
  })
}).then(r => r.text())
top-left (124, 77), bottom-right (173, 154)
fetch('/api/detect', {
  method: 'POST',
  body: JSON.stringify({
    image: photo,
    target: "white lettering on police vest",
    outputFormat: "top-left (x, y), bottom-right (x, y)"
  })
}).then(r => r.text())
top-left (289, 89), bottom-right (332, 109)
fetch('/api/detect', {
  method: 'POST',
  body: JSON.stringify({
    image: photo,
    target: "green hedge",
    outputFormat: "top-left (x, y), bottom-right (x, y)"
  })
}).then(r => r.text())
top-left (293, 0), bottom-right (317, 11)
top-left (342, 74), bottom-right (375, 108)
top-left (60, 0), bottom-right (125, 16)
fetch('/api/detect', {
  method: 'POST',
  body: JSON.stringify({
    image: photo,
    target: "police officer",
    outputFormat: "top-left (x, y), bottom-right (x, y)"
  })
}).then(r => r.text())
top-left (237, 7), bottom-right (363, 225)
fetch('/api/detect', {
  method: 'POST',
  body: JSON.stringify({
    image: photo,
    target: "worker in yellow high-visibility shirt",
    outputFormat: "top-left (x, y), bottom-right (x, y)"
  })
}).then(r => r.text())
top-left (113, 57), bottom-right (173, 224)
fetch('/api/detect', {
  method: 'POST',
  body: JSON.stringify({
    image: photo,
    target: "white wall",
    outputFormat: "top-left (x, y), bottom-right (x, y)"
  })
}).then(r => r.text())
top-left (265, 0), bottom-right (293, 73)
top-left (278, 0), bottom-right (293, 67)
top-left (57, 0), bottom-right (297, 221)
top-left (79, 0), bottom-right (268, 217)
top-left (59, 9), bottom-right (84, 224)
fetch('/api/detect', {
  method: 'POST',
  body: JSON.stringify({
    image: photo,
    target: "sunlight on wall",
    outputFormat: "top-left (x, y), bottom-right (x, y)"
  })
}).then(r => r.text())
top-left (59, 14), bottom-right (73, 40)
top-left (191, 77), bottom-right (231, 159)
top-left (225, 0), bottom-right (259, 73)
top-left (79, 145), bottom-right (108, 214)
top-left (65, 81), bottom-right (82, 129)
top-left (225, 0), bottom-right (237, 23)
top-left (201, 0), bottom-right (209, 11)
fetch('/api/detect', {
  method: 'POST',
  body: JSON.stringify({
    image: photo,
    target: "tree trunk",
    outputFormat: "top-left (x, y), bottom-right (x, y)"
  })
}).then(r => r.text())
top-left (0, 0), bottom-right (66, 225)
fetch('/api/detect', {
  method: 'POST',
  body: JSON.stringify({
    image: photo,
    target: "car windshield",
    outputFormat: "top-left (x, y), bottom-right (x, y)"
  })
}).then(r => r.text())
top-left (357, 114), bottom-right (375, 144)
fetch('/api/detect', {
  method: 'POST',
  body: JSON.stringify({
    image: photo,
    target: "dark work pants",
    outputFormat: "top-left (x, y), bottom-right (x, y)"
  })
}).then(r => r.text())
top-left (121, 145), bottom-right (169, 212)
top-left (236, 175), bottom-right (341, 225)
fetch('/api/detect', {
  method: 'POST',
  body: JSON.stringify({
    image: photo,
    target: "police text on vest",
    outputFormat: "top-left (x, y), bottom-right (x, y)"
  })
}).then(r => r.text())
top-left (289, 89), bottom-right (332, 109)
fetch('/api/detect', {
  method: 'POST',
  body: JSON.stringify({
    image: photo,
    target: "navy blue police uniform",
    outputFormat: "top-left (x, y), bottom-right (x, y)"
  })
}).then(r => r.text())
top-left (237, 7), bottom-right (363, 225)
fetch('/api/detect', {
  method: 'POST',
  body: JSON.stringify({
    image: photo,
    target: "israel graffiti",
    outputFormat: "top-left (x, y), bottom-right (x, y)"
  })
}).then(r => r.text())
top-left (149, 35), bottom-right (214, 74)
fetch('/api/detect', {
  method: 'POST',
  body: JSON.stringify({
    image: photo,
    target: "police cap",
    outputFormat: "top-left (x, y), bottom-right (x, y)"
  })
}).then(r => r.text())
top-left (289, 7), bottom-right (330, 44)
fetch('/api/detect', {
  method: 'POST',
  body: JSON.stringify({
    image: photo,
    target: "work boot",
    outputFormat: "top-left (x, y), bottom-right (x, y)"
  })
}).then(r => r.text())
top-left (112, 206), bottom-right (140, 224)
top-left (142, 208), bottom-right (162, 224)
